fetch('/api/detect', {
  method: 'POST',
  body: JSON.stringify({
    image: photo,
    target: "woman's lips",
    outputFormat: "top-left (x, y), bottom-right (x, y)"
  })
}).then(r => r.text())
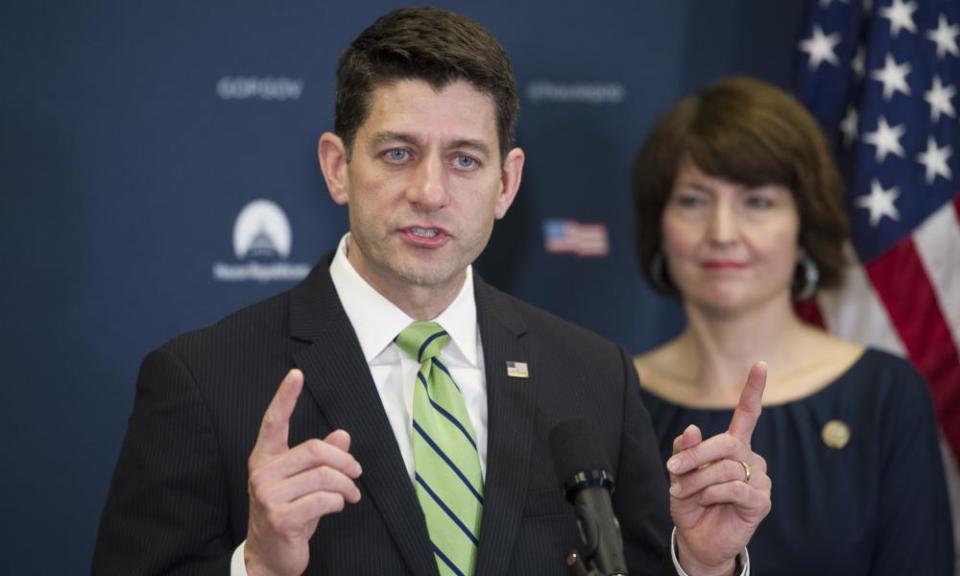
top-left (701, 261), bottom-right (747, 270)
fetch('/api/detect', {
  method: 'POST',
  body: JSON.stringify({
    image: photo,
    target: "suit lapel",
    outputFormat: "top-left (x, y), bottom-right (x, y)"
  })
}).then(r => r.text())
top-left (286, 264), bottom-right (539, 575)
top-left (288, 263), bottom-right (438, 576)
top-left (472, 279), bottom-right (539, 576)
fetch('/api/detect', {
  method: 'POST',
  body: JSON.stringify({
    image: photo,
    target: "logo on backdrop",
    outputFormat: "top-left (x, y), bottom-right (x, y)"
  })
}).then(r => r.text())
top-left (212, 199), bottom-right (311, 282)
top-left (216, 77), bottom-right (304, 101)
top-left (526, 81), bottom-right (625, 105)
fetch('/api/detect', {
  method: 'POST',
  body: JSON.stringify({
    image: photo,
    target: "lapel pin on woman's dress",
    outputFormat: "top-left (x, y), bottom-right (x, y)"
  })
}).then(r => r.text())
top-left (821, 420), bottom-right (851, 449)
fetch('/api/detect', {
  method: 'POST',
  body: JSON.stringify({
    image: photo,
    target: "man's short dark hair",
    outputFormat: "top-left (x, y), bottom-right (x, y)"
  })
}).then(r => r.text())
top-left (335, 7), bottom-right (519, 161)
top-left (633, 77), bottom-right (849, 296)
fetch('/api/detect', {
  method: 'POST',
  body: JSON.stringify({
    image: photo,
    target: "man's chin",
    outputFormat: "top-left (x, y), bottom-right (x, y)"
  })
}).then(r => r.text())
top-left (398, 269), bottom-right (462, 289)
top-left (390, 260), bottom-right (467, 290)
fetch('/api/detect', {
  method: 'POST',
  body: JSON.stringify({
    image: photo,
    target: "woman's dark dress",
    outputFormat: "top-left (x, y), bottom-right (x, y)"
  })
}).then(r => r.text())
top-left (640, 349), bottom-right (954, 574)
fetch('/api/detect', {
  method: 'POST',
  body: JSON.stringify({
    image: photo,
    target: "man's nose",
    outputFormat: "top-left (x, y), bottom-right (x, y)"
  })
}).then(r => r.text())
top-left (407, 154), bottom-right (449, 211)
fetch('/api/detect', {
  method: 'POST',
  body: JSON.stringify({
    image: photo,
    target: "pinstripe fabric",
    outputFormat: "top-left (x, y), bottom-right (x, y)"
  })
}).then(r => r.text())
top-left (397, 322), bottom-right (483, 576)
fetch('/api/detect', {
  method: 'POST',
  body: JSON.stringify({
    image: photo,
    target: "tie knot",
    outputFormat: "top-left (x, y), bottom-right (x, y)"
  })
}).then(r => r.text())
top-left (395, 321), bottom-right (450, 363)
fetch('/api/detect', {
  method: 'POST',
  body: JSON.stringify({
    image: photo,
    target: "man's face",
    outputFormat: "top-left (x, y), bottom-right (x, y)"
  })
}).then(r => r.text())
top-left (319, 79), bottom-right (523, 310)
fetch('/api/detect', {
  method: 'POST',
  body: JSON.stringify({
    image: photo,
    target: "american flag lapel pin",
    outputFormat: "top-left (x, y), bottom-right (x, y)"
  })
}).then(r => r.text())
top-left (506, 361), bottom-right (529, 378)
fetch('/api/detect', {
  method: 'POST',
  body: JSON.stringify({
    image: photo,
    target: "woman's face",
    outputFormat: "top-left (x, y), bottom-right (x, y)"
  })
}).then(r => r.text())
top-left (661, 160), bottom-right (801, 316)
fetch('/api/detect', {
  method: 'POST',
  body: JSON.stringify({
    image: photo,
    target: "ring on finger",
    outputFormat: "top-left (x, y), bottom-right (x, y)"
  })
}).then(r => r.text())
top-left (739, 460), bottom-right (751, 484)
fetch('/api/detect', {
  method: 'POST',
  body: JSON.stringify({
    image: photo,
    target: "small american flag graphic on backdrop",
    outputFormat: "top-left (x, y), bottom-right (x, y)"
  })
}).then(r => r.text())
top-left (543, 219), bottom-right (610, 257)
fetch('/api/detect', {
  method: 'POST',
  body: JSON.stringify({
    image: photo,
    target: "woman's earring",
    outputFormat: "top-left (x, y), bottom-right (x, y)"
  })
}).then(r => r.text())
top-left (794, 254), bottom-right (820, 300)
top-left (650, 249), bottom-right (670, 292)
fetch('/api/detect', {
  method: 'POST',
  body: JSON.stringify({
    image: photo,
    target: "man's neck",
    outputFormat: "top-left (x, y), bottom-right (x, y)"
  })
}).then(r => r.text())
top-left (345, 237), bottom-right (468, 321)
top-left (383, 280), bottom-right (465, 321)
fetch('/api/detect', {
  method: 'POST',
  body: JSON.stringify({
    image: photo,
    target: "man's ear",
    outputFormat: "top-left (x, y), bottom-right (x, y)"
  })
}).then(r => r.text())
top-left (494, 147), bottom-right (525, 219)
top-left (318, 132), bottom-right (349, 205)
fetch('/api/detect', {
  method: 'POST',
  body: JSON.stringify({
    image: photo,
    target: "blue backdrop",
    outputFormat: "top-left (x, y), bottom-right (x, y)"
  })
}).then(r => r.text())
top-left (0, 1), bottom-right (805, 572)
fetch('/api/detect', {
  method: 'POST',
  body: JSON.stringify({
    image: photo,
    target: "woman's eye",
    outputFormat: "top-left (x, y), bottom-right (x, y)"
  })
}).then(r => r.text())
top-left (745, 196), bottom-right (774, 209)
top-left (675, 194), bottom-right (704, 207)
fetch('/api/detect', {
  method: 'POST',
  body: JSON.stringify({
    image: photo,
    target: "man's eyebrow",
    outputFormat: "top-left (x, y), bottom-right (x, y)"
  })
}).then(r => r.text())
top-left (368, 132), bottom-right (492, 157)
top-left (449, 138), bottom-right (491, 157)
top-left (369, 131), bottom-right (423, 148)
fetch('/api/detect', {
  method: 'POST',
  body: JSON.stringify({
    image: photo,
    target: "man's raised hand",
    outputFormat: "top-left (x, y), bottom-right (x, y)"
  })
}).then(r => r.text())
top-left (244, 369), bottom-right (362, 576)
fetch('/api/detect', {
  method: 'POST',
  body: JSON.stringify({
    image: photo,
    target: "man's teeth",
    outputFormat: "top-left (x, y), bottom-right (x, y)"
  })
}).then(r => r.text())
top-left (410, 227), bottom-right (439, 238)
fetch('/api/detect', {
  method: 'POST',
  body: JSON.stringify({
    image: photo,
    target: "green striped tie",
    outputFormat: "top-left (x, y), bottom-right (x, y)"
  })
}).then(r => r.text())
top-left (396, 321), bottom-right (483, 576)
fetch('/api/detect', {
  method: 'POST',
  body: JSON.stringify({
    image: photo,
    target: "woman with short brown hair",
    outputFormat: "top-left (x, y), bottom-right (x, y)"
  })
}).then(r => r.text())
top-left (633, 77), bottom-right (953, 574)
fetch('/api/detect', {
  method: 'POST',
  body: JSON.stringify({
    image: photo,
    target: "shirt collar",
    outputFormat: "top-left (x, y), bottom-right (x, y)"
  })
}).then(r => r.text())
top-left (328, 233), bottom-right (479, 366)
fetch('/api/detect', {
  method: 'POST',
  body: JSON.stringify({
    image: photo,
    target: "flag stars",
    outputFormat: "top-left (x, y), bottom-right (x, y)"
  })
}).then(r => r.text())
top-left (926, 15), bottom-right (959, 59)
top-left (871, 53), bottom-right (912, 100)
top-left (852, 45), bottom-right (866, 78)
top-left (840, 106), bottom-right (859, 147)
top-left (917, 137), bottom-right (953, 184)
top-left (863, 117), bottom-right (906, 162)
top-left (880, 0), bottom-right (918, 37)
top-left (799, 25), bottom-right (842, 70)
top-left (925, 76), bottom-right (957, 122)
top-left (857, 179), bottom-right (901, 227)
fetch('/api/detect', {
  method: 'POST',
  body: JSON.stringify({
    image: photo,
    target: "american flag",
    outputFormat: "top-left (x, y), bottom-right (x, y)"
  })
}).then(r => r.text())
top-left (543, 219), bottom-right (610, 257)
top-left (795, 0), bottom-right (959, 534)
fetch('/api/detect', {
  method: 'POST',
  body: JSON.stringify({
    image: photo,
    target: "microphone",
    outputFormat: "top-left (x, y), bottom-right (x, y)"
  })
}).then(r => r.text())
top-left (549, 419), bottom-right (628, 576)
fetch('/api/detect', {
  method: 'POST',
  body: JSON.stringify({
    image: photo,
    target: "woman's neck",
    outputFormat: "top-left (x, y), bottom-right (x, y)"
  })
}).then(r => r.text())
top-left (677, 295), bottom-right (808, 403)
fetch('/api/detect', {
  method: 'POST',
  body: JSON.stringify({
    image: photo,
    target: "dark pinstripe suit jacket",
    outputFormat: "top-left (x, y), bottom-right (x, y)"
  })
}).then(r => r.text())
top-left (93, 261), bottom-right (674, 575)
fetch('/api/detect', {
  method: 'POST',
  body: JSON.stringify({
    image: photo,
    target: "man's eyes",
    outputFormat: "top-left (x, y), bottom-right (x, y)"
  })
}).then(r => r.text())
top-left (381, 149), bottom-right (481, 171)
top-left (384, 148), bottom-right (410, 163)
top-left (453, 155), bottom-right (480, 170)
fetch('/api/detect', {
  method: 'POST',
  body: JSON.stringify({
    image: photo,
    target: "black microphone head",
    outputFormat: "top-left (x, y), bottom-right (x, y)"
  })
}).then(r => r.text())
top-left (549, 419), bottom-right (613, 497)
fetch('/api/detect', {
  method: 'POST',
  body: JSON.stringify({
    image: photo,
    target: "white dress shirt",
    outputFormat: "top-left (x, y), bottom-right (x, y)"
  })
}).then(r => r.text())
top-left (327, 233), bottom-right (489, 479)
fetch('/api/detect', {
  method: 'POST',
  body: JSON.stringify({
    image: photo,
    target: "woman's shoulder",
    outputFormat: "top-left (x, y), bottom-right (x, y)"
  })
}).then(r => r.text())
top-left (633, 340), bottom-right (689, 401)
top-left (850, 347), bottom-right (932, 409)
top-left (766, 330), bottom-right (930, 405)
top-left (762, 329), bottom-right (864, 403)
top-left (827, 345), bottom-right (928, 400)
top-left (855, 346), bottom-right (924, 376)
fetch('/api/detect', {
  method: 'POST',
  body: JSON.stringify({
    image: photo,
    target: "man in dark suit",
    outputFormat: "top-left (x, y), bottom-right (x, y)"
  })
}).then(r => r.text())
top-left (94, 7), bottom-right (771, 576)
